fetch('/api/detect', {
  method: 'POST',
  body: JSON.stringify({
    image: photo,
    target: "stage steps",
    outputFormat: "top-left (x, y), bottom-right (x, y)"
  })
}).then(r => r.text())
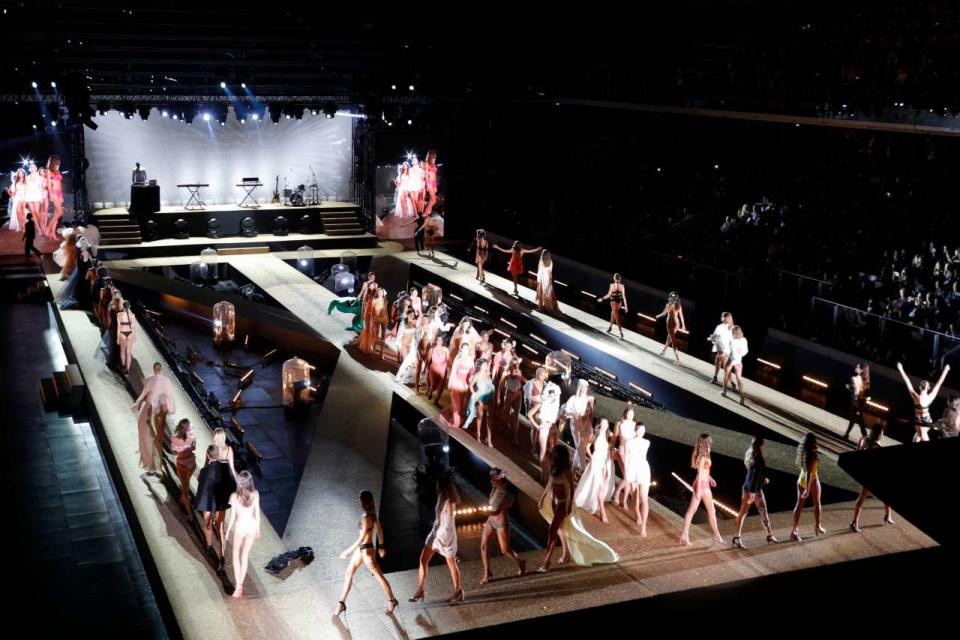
top-left (40, 363), bottom-right (86, 415)
top-left (95, 212), bottom-right (143, 246)
top-left (0, 262), bottom-right (50, 302)
top-left (318, 209), bottom-right (365, 236)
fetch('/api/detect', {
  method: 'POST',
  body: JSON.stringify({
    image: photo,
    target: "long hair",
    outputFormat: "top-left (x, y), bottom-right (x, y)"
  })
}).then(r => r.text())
top-left (745, 436), bottom-right (764, 468)
top-left (212, 428), bottom-right (229, 458)
top-left (474, 357), bottom-right (488, 375)
top-left (235, 470), bottom-right (256, 508)
top-left (797, 433), bottom-right (818, 471)
top-left (691, 433), bottom-right (712, 469)
top-left (47, 155), bottom-right (60, 171)
top-left (425, 150), bottom-right (437, 165)
top-left (540, 249), bottom-right (552, 267)
top-left (175, 419), bottom-right (191, 439)
top-left (359, 490), bottom-right (377, 520)
top-left (551, 444), bottom-right (571, 478)
top-left (437, 473), bottom-right (461, 506)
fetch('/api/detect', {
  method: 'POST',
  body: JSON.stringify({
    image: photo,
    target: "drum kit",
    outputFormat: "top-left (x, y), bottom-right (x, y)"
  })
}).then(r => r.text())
top-left (279, 167), bottom-right (323, 207)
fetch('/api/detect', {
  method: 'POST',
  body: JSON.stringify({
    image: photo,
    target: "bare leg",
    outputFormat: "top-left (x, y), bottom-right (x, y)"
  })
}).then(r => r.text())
top-left (414, 545), bottom-right (434, 597)
top-left (735, 365), bottom-right (745, 404)
top-left (812, 480), bottom-right (824, 534)
top-left (364, 553), bottom-right (397, 609)
top-left (337, 552), bottom-right (364, 611)
top-left (177, 464), bottom-right (192, 512)
top-left (479, 523), bottom-right (494, 584)
top-left (679, 493), bottom-right (702, 545)
top-left (851, 487), bottom-right (869, 531)
top-left (791, 485), bottom-right (807, 538)
top-left (445, 555), bottom-right (462, 597)
top-left (202, 512), bottom-right (213, 548)
top-left (701, 491), bottom-right (724, 544)
top-left (637, 483), bottom-right (649, 536)
top-left (734, 489), bottom-right (751, 539)
top-left (496, 526), bottom-right (524, 574)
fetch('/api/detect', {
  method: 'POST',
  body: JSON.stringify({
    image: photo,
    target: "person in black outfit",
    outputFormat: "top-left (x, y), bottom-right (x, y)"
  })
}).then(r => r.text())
top-left (21, 212), bottom-right (42, 258)
top-left (401, 211), bottom-right (426, 253)
top-left (732, 436), bottom-right (778, 547)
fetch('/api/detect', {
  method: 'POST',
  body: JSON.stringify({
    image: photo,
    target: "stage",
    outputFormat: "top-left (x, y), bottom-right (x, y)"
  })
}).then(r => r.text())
top-left (38, 243), bottom-right (940, 638)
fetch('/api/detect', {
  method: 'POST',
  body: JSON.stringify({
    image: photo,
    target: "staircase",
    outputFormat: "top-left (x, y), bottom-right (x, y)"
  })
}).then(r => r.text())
top-left (95, 212), bottom-right (143, 246)
top-left (319, 209), bottom-right (365, 236)
top-left (0, 262), bottom-right (50, 302)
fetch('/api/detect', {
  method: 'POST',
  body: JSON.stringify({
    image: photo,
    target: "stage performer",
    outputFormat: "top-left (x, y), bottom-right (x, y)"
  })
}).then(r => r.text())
top-left (225, 471), bottom-right (261, 598)
top-left (425, 335), bottom-right (450, 405)
top-left (565, 379), bottom-right (595, 474)
top-left (410, 474), bottom-right (462, 605)
top-left (58, 235), bottom-right (93, 309)
top-left (372, 288), bottom-right (390, 359)
top-left (335, 491), bottom-right (399, 616)
top-left (789, 433), bottom-right (824, 541)
top-left (24, 163), bottom-right (43, 230)
top-left (132, 162), bottom-right (147, 185)
top-left (679, 433), bottom-right (724, 546)
top-left (194, 443), bottom-right (236, 574)
top-left (530, 381), bottom-right (561, 466)
top-left (657, 291), bottom-right (686, 365)
top-left (574, 419), bottom-right (616, 523)
top-left (5, 169), bottom-right (26, 232)
top-left (423, 213), bottom-right (442, 258)
top-left (497, 360), bottom-right (526, 444)
top-left (896, 361), bottom-right (951, 442)
top-left (732, 436), bottom-right (778, 549)
top-left (327, 297), bottom-right (363, 333)
top-left (424, 150), bottom-right (439, 216)
top-left (21, 212), bottom-right (42, 258)
top-left (411, 159), bottom-right (426, 214)
top-left (170, 419), bottom-right (197, 514)
top-left (45, 156), bottom-right (64, 239)
top-left (470, 229), bottom-right (490, 283)
top-left (131, 362), bottom-right (177, 477)
top-left (536, 250), bottom-right (559, 313)
top-left (39, 166), bottom-right (50, 232)
top-left (597, 273), bottom-right (628, 338)
top-left (843, 363), bottom-right (871, 440)
top-left (116, 300), bottom-right (136, 375)
top-left (394, 162), bottom-right (414, 219)
top-left (721, 325), bottom-right (749, 405)
top-left (493, 241), bottom-right (542, 296)
top-left (357, 282), bottom-right (381, 354)
top-left (105, 291), bottom-right (123, 371)
top-left (479, 468), bottom-right (525, 585)
top-left (709, 312), bottom-right (734, 384)
top-left (445, 343), bottom-right (475, 428)
top-left (613, 408), bottom-right (651, 532)
top-left (849, 425), bottom-right (895, 533)
top-left (464, 358), bottom-right (495, 447)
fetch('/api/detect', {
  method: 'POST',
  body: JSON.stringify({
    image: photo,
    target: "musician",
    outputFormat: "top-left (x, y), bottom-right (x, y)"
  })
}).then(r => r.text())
top-left (132, 162), bottom-right (147, 185)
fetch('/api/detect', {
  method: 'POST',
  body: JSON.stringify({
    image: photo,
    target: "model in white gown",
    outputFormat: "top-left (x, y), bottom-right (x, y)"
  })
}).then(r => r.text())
top-left (574, 419), bottom-right (616, 519)
top-left (426, 496), bottom-right (458, 559)
top-left (536, 251), bottom-right (560, 313)
top-left (540, 491), bottom-right (619, 566)
top-left (565, 380), bottom-right (595, 472)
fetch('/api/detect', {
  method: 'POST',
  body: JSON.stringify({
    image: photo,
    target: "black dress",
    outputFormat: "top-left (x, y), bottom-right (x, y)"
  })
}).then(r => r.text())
top-left (193, 459), bottom-right (237, 512)
top-left (59, 251), bottom-right (93, 310)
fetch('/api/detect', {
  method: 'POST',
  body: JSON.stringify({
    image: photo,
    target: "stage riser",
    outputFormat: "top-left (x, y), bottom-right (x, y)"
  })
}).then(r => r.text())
top-left (132, 204), bottom-right (363, 239)
top-left (97, 234), bottom-right (377, 260)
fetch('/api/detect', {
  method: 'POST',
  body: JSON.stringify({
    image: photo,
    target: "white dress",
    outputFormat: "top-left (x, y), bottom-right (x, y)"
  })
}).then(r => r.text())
top-left (541, 484), bottom-right (619, 566)
top-left (619, 420), bottom-right (650, 485)
top-left (426, 497), bottom-right (458, 559)
top-left (24, 173), bottom-right (43, 202)
top-left (538, 383), bottom-right (561, 437)
top-left (710, 322), bottom-right (733, 355)
top-left (536, 261), bottom-right (559, 313)
top-left (566, 393), bottom-right (594, 471)
top-left (395, 325), bottom-right (423, 384)
top-left (574, 426), bottom-right (616, 514)
top-left (729, 336), bottom-right (749, 366)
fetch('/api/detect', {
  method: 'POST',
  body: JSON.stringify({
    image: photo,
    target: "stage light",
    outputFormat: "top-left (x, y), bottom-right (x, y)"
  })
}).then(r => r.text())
top-left (50, 81), bottom-right (57, 89)
top-left (628, 382), bottom-right (653, 397)
top-left (449, 293), bottom-right (463, 302)
top-left (251, 113), bottom-right (259, 121)
top-left (32, 124), bottom-right (37, 130)
top-left (50, 120), bottom-right (57, 127)
top-left (31, 81), bottom-right (37, 88)
top-left (407, 119), bottom-right (412, 125)
top-left (594, 366), bottom-right (617, 380)
top-left (560, 349), bottom-right (580, 360)
top-left (219, 121), bottom-right (225, 126)
top-left (637, 312), bottom-right (656, 322)
top-left (493, 328), bottom-right (510, 338)
top-left (802, 375), bottom-right (828, 389)
top-left (408, 84), bottom-right (414, 91)
top-left (521, 344), bottom-right (538, 355)
top-left (240, 118), bottom-right (245, 124)
top-left (499, 317), bottom-right (517, 328)
top-left (241, 83), bottom-right (246, 88)
top-left (756, 358), bottom-right (781, 370)
top-left (212, 301), bottom-right (236, 348)
top-left (529, 333), bottom-right (547, 345)
top-left (473, 305), bottom-right (488, 314)
top-left (202, 112), bottom-right (211, 122)
top-left (714, 164), bottom-right (719, 169)
top-left (866, 399), bottom-right (889, 412)
top-left (238, 369), bottom-right (254, 390)
top-left (161, 110), bottom-right (168, 118)
top-left (323, 102), bottom-right (336, 119)
top-left (220, 81), bottom-right (226, 88)
top-left (391, 84), bottom-right (396, 90)
top-left (172, 114), bottom-right (179, 120)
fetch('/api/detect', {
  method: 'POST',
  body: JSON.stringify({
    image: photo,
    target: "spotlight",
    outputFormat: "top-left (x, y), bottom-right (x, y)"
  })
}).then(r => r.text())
top-left (391, 84), bottom-right (396, 90)
top-left (32, 124), bottom-right (37, 130)
top-left (50, 81), bottom-right (57, 88)
top-left (161, 110), bottom-right (169, 118)
top-left (50, 120), bottom-right (57, 127)
top-left (220, 81), bottom-right (226, 89)
top-left (202, 112), bottom-right (211, 122)
top-left (408, 84), bottom-right (414, 91)
top-left (240, 118), bottom-right (245, 124)
top-left (251, 113), bottom-right (259, 121)
top-left (31, 81), bottom-right (37, 89)
top-left (172, 114), bottom-right (179, 120)
top-left (407, 119), bottom-right (412, 125)
top-left (241, 82), bottom-right (246, 89)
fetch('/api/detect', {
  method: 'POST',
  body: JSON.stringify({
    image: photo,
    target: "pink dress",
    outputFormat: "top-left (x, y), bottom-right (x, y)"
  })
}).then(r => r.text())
top-left (508, 249), bottom-right (525, 276)
top-left (425, 163), bottom-right (438, 191)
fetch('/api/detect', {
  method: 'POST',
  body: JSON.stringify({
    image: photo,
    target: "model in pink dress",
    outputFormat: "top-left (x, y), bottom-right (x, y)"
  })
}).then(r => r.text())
top-left (423, 150), bottom-right (439, 215)
top-left (46, 156), bottom-right (64, 239)
top-left (445, 343), bottom-right (474, 428)
top-left (426, 335), bottom-right (450, 405)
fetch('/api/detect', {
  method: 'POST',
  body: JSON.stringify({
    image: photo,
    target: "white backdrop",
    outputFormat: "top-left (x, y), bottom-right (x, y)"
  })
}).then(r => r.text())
top-left (85, 108), bottom-right (353, 207)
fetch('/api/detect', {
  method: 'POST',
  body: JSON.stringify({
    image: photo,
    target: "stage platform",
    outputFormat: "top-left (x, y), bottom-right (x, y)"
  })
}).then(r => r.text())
top-left (49, 250), bottom-right (937, 638)
top-left (95, 202), bottom-right (360, 218)
top-left (96, 230), bottom-right (378, 260)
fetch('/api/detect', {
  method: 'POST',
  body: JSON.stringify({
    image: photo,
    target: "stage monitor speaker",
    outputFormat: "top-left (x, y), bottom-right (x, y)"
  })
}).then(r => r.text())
top-left (207, 217), bottom-right (221, 239)
top-left (299, 214), bottom-right (313, 233)
top-left (143, 218), bottom-right (159, 241)
top-left (173, 218), bottom-right (189, 240)
top-left (240, 216), bottom-right (257, 238)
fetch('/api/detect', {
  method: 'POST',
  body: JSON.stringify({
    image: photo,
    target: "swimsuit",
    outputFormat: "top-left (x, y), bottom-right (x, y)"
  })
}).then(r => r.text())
top-left (119, 312), bottom-right (133, 338)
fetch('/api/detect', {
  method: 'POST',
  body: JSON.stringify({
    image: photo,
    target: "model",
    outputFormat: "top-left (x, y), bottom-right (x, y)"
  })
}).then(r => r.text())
top-left (493, 241), bottom-right (542, 296)
top-left (843, 363), bottom-right (871, 440)
top-left (573, 418), bottom-right (616, 523)
top-left (657, 291), bottom-right (686, 365)
top-left (225, 471), bottom-right (261, 598)
top-left (597, 273), bottom-right (628, 338)
top-left (790, 433), bottom-right (824, 541)
top-left (732, 436), bottom-right (778, 548)
top-left (896, 361), bottom-right (951, 442)
top-left (721, 325), bottom-right (749, 405)
top-left (536, 250), bottom-right (560, 313)
top-left (464, 358), bottom-right (495, 446)
top-left (335, 491), bottom-right (398, 616)
top-left (410, 475), bottom-right (463, 604)
top-left (850, 425), bottom-right (895, 533)
top-left (479, 468), bottom-right (525, 584)
top-left (679, 433), bottom-right (724, 546)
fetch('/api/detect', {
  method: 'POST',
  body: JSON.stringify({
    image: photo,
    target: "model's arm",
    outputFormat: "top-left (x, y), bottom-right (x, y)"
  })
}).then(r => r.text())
top-left (678, 305), bottom-right (687, 331)
top-left (340, 526), bottom-right (365, 558)
top-left (521, 246), bottom-right (543, 255)
top-left (225, 495), bottom-right (237, 541)
top-left (930, 365), bottom-right (952, 399)
top-left (656, 303), bottom-right (669, 319)
top-left (375, 519), bottom-right (387, 558)
top-left (492, 244), bottom-right (512, 254)
top-left (895, 362), bottom-right (917, 396)
top-left (621, 288), bottom-right (628, 312)
top-left (132, 386), bottom-right (148, 410)
top-left (538, 477), bottom-right (553, 509)
top-left (598, 283), bottom-right (613, 302)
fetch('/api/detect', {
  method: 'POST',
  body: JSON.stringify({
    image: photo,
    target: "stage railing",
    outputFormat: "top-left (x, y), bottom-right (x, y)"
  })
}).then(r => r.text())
top-left (808, 297), bottom-right (959, 371)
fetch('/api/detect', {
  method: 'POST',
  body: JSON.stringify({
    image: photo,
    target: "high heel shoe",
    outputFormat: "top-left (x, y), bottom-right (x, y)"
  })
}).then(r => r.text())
top-left (815, 524), bottom-right (826, 537)
top-left (334, 601), bottom-right (346, 616)
top-left (884, 514), bottom-right (895, 525)
top-left (447, 589), bottom-right (464, 605)
top-left (849, 522), bottom-right (861, 533)
top-left (766, 534), bottom-right (779, 544)
top-left (790, 530), bottom-right (802, 542)
top-left (408, 590), bottom-right (424, 603)
top-left (732, 536), bottom-right (745, 549)
top-left (386, 598), bottom-right (399, 614)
